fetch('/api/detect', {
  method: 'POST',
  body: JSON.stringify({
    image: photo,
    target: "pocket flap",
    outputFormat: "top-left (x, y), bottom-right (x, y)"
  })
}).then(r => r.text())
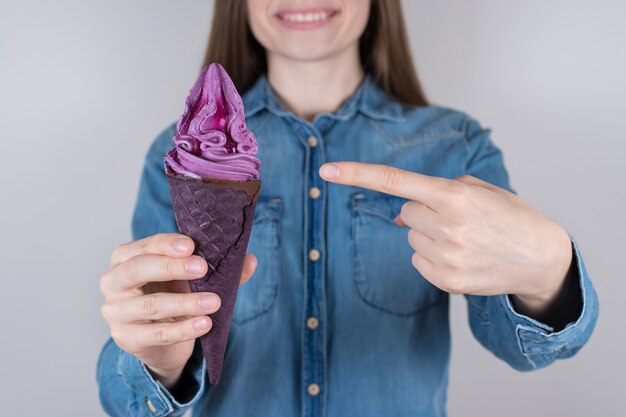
top-left (254, 197), bottom-right (283, 223)
top-left (350, 192), bottom-right (407, 223)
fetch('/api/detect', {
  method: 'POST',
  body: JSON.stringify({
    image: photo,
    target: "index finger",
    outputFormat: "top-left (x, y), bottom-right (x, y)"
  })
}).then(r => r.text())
top-left (319, 162), bottom-right (451, 208)
top-left (111, 233), bottom-right (194, 266)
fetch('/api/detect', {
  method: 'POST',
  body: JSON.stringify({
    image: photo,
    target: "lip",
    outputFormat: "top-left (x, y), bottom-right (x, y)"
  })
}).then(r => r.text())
top-left (274, 6), bottom-right (341, 31)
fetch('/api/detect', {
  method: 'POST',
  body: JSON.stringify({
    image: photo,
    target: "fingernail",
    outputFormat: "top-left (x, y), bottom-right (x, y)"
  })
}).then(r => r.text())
top-left (173, 238), bottom-right (191, 253)
top-left (320, 164), bottom-right (340, 179)
top-left (185, 259), bottom-right (204, 274)
top-left (198, 294), bottom-right (219, 310)
top-left (393, 214), bottom-right (406, 227)
top-left (193, 318), bottom-right (208, 330)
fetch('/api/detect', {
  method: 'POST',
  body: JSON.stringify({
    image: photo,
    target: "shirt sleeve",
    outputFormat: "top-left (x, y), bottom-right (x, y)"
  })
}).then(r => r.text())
top-left (97, 337), bottom-right (207, 417)
top-left (96, 124), bottom-right (209, 415)
top-left (460, 115), bottom-right (599, 371)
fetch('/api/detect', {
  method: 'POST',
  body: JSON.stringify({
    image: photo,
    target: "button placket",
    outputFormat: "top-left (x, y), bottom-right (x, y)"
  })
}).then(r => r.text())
top-left (302, 131), bottom-right (326, 417)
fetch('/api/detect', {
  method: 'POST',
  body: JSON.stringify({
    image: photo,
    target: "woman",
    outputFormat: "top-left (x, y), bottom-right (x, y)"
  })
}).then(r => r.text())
top-left (97, 1), bottom-right (598, 416)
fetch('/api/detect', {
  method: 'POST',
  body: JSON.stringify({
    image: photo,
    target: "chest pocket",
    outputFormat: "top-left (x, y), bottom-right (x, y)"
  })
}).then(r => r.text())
top-left (232, 197), bottom-right (283, 325)
top-left (350, 192), bottom-right (443, 316)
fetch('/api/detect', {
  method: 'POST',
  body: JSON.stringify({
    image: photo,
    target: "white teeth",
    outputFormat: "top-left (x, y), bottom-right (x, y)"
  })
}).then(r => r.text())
top-left (283, 11), bottom-right (329, 22)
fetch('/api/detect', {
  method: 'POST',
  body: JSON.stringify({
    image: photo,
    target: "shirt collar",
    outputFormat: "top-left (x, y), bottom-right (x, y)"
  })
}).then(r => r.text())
top-left (242, 73), bottom-right (405, 122)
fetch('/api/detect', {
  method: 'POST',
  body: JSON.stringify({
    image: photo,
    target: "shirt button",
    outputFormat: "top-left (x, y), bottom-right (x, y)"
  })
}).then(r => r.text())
top-left (307, 136), bottom-right (318, 147)
top-left (146, 399), bottom-right (157, 413)
top-left (308, 249), bottom-right (321, 262)
top-left (306, 316), bottom-right (319, 330)
top-left (309, 187), bottom-right (321, 199)
top-left (307, 383), bottom-right (321, 396)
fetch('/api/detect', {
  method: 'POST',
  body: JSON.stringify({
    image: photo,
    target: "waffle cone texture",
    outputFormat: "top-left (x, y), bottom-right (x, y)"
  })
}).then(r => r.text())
top-left (166, 172), bottom-right (261, 385)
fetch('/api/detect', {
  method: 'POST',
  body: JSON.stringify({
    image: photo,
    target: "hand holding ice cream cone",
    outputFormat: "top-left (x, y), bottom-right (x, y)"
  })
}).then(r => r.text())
top-left (99, 233), bottom-right (257, 390)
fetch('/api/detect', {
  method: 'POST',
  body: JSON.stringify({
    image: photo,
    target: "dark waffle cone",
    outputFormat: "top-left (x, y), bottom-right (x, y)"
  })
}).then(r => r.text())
top-left (166, 171), bottom-right (261, 385)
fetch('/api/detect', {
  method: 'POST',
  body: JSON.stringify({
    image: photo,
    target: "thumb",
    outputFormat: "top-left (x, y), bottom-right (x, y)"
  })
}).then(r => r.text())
top-left (240, 253), bottom-right (257, 286)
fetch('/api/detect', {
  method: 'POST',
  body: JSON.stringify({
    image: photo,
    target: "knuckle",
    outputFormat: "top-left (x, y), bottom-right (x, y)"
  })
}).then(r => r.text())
top-left (142, 294), bottom-right (158, 316)
top-left (381, 167), bottom-right (402, 191)
top-left (125, 257), bottom-right (140, 280)
top-left (440, 248), bottom-right (460, 267)
top-left (178, 324), bottom-right (190, 342)
top-left (411, 253), bottom-right (432, 280)
top-left (151, 233), bottom-right (169, 251)
top-left (452, 183), bottom-right (474, 203)
top-left (446, 288), bottom-right (461, 296)
top-left (110, 328), bottom-right (132, 351)
top-left (138, 239), bottom-right (150, 255)
top-left (444, 276), bottom-right (466, 295)
top-left (400, 201), bottom-right (417, 220)
top-left (154, 232), bottom-right (169, 241)
top-left (411, 252), bottom-right (421, 270)
top-left (110, 246), bottom-right (123, 264)
top-left (442, 181), bottom-right (463, 199)
top-left (449, 236), bottom-right (467, 256)
top-left (176, 294), bottom-right (187, 315)
top-left (100, 303), bottom-right (112, 321)
top-left (440, 221), bottom-right (460, 243)
top-left (98, 273), bottom-right (110, 296)
top-left (154, 325), bottom-right (170, 345)
top-left (348, 166), bottom-right (359, 184)
top-left (109, 250), bottom-right (118, 265)
top-left (400, 202), bottom-right (410, 218)
top-left (439, 223), bottom-right (452, 238)
top-left (407, 228), bottom-right (418, 247)
top-left (164, 257), bottom-right (178, 276)
top-left (458, 185), bottom-right (474, 200)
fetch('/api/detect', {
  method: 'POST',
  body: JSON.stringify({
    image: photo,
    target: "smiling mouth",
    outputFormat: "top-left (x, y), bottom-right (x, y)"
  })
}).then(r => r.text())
top-left (275, 7), bottom-right (340, 29)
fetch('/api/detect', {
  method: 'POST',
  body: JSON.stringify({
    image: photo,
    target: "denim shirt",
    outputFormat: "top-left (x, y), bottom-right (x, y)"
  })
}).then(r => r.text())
top-left (97, 74), bottom-right (599, 417)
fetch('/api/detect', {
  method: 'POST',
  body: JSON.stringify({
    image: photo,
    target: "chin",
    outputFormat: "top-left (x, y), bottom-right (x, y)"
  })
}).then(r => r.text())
top-left (275, 39), bottom-right (342, 62)
top-left (248, 0), bottom-right (371, 64)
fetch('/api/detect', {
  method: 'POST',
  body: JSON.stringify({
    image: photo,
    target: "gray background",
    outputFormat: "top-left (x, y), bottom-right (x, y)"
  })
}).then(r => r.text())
top-left (1, 0), bottom-right (624, 415)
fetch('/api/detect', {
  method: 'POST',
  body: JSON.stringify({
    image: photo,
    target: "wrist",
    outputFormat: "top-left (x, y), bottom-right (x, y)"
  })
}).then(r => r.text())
top-left (514, 226), bottom-right (573, 312)
top-left (146, 365), bottom-right (185, 390)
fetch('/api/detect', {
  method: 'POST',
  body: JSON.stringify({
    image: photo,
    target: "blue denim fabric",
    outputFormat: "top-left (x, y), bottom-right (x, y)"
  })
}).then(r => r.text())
top-left (97, 74), bottom-right (599, 417)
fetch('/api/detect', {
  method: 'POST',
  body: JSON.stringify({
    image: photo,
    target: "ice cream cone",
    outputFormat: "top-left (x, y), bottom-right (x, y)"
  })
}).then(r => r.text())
top-left (166, 171), bottom-right (261, 385)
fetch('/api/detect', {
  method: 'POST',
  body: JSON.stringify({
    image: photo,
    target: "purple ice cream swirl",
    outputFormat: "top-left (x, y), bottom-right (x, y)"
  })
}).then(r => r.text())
top-left (164, 63), bottom-right (260, 181)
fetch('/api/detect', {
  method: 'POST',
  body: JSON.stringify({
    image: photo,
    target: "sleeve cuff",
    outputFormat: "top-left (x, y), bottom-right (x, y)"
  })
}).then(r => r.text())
top-left (117, 341), bottom-right (207, 417)
top-left (500, 231), bottom-right (599, 366)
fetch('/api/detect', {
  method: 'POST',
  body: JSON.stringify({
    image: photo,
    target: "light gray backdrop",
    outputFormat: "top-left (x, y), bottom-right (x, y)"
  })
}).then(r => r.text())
top-left (1, 0), bottom-right (624, 416)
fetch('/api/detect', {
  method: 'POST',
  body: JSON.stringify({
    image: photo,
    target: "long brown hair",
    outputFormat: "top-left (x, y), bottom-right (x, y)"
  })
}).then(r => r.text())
top-left (202, 0), bottom-right (428, 106)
